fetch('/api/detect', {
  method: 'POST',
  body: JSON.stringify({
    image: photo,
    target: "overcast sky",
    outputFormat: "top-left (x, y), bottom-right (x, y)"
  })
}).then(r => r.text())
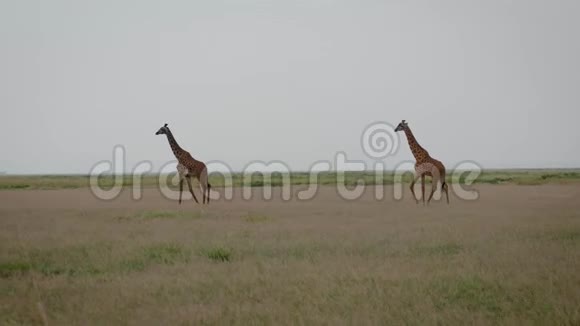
top-left (1, 0), bottom-right (579, 174)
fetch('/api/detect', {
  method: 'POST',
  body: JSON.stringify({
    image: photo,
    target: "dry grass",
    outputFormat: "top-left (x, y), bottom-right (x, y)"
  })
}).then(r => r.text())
top-left (1, 185), bottom-right (580, 325)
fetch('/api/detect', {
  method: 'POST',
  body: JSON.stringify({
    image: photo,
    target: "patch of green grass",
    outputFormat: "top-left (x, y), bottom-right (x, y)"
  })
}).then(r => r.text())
top-left (0, 262), bottom-right (31, 278)
top-left (429, 276), bottom-right (556, 321)
top-left (541, 172), bottom-right (580, 180)
top-left (118, 258), bottom-right (148, 273)
top-left (243, 214), bottom-right (272, 223)
top-left (28, 244), bottom-right (109, 277)
top-left (199, 247), bottom-right (232, 262)
top-left (120, 243), bottom-right (190, 272)
top-left (515, 179), bottom-right (545, 185)
top-left (32, 262), bottom-right (70, 276)
top-left (1, 242), bottom-right (194, 278)
top-left (430, 276), bottom-right (506, 316)
top-left (144, 243), bottom-right (189, 264)
top-left (549, 230), bottom-right (580, 242)
top-left (411, 243), bottom-right (463, 257)
top-left (0, 184), bottom-right (30, 190)
top-left (0, 244), bottom-right (112, 277)
top-left (250, 180), bottom-right (264, 187)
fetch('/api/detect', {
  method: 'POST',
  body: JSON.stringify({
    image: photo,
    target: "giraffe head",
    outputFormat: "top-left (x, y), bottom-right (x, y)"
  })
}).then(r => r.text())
top-left (394, 120), bottom-right (408, 132)
top-left (155, 123), bottom-right (169, 135)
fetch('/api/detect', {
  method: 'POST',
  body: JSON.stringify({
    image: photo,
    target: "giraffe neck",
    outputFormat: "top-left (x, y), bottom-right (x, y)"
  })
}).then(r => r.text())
top-left (165, 129), bottom-right (185, 158)
top-left (403, 127), bottom-right (429, 161)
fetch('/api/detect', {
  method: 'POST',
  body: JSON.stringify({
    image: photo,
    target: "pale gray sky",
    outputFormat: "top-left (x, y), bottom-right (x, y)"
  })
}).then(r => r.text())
top-left (1, 0), bottom-right (579, 174)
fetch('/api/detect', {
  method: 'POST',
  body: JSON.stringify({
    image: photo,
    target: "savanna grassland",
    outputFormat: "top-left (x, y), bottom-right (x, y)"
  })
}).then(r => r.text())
top-left (1, 171), bottom-right (580, 325)
top-left (1, 169), bottom-right (580, 190)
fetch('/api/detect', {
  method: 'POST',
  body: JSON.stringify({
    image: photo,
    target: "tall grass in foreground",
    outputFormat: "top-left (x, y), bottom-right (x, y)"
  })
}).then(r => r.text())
top-left (1, 185), bottom-right (580, 324)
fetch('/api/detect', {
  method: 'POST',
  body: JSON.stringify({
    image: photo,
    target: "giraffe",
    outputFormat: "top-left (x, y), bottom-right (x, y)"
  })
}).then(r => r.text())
top-left (155, 123), bottom-right (211, 205)
top-left (394, 120), bottom-right (449, 204)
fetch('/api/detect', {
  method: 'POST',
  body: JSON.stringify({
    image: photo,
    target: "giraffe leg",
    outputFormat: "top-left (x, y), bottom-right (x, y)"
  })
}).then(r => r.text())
top-left (421, 175), bottom-right (426, 205)
top-left (197, 179), bottom-right (207, 205)
top-left (179, 179), bottom-right (184, 204)
top-left (410, 175), bottom-right (420, 204)
top-left (207, 184), bottom-right (211, 204)
top-left (202, 184), bottom-right (208, 204)
top-left (177, 164), bottom-right (188, 205)
top-left (185, 177), bottom-right (199, 204)
top-left (442, 182), bottom-right (450, 204)
top-left (199, 170), bottom-right (209, 205)
top-left (427, 178), bottom-right (438, 204)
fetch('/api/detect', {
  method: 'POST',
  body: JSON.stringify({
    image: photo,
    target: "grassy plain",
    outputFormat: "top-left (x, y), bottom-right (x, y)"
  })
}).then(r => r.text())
top-left (0, 180), bottom-right (579, 325)
top-left (1, 169), bottom-right (579, 190)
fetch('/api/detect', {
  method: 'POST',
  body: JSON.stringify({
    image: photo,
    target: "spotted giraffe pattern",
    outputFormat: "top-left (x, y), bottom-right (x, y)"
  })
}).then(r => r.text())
top-left (395, 120), bottom-right (449, 204)
top-left (156, 124), bottom-right (211, 204)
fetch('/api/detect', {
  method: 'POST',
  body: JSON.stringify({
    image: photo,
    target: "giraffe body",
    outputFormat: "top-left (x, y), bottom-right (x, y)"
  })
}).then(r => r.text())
top-left (395, 120), bottom-right (449, 204)
top-left (156, 124), bottom-right (211, 205)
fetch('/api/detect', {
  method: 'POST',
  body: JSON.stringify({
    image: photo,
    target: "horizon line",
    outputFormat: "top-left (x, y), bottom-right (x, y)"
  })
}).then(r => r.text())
top-left (1, 167), bottom-right (580, 177)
